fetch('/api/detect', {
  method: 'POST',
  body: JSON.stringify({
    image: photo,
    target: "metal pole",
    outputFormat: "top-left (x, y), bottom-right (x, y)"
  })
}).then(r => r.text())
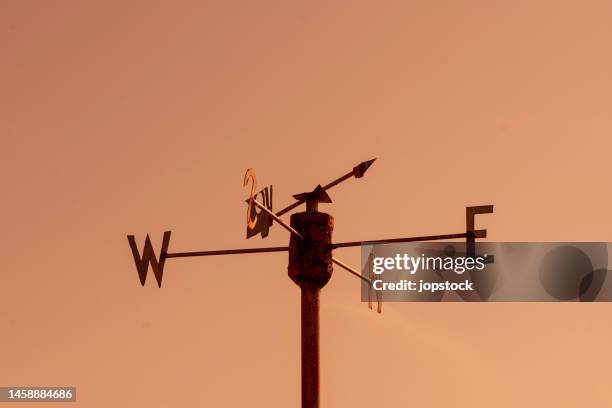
top-left (301, 283), bottom-right (320, 408)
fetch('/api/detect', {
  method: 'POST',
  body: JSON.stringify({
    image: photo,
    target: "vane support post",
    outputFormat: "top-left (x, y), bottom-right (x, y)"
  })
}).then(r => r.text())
top-left (288, 211), bottom-right (334, 408)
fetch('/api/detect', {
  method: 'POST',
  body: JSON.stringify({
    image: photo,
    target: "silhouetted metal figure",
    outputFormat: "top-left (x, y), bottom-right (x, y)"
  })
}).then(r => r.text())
top-left (246, 185), bottom-right (273, 238)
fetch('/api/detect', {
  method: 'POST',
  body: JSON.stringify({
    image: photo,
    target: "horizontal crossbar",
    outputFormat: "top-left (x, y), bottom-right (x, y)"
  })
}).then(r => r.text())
top-left (166, 246), bottom-right (289, 258)
top-left (162, 230), bottom-right (486, 259)
top-left (332, 230), bottom-right (487, 249)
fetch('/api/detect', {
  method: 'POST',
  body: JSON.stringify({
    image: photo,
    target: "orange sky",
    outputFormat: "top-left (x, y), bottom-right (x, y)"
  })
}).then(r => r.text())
top-left (1, 1), bottom-right (611, 407)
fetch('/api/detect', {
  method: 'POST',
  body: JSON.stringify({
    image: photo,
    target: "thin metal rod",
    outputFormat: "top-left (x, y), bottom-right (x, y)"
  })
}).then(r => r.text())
top-left (332, 257), bottom-right (382, 314)
top-left (253, 198), bottom-right (304, 239)
top-left (166, 246), bottom-right (289, 258)
top-left (275, 198), bottom-right (304, 218)
top-left (331, 257), bottom-right (371, 285)
top-left (321, 172), bottom-right (352, 191)
top-left (331, 230), bottom-right (487, 249)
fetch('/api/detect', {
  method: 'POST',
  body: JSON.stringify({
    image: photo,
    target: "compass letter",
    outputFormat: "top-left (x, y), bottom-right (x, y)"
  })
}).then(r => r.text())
top-left (127, 231), bottom-right (172, 288)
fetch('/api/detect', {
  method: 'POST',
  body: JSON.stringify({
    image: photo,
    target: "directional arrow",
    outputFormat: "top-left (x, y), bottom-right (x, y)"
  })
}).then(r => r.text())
top-left (275, 158), bottom-right (376, 217)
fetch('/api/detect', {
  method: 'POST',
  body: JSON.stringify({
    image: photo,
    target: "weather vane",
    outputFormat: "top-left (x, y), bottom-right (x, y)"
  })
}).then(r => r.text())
top-left (127, 158), bottom-right (493, 408)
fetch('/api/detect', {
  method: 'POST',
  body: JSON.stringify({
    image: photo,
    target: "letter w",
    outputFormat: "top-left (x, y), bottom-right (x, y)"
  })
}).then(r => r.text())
top-left (127, 231), bottom-right (171, 287)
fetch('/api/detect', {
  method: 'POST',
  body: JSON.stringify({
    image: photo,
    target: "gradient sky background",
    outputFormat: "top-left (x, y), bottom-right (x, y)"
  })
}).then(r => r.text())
top-left (1, 1), bottom-right (611, 407)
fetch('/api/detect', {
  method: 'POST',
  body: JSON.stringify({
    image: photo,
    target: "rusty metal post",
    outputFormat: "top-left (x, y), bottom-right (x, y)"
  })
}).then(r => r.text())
top-left (300, 282), bottom-right (320, 408)
top-left (288, 211), bottom-right (334, 408)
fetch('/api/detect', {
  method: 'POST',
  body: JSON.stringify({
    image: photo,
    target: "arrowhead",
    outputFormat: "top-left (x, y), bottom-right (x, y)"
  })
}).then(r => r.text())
top-left (353, 158), bottom-right (376, 178)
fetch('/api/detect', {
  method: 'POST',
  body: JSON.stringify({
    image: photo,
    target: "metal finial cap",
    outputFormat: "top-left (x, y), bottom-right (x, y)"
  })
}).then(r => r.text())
top-left (293, 185), bottom-right (332, 211)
